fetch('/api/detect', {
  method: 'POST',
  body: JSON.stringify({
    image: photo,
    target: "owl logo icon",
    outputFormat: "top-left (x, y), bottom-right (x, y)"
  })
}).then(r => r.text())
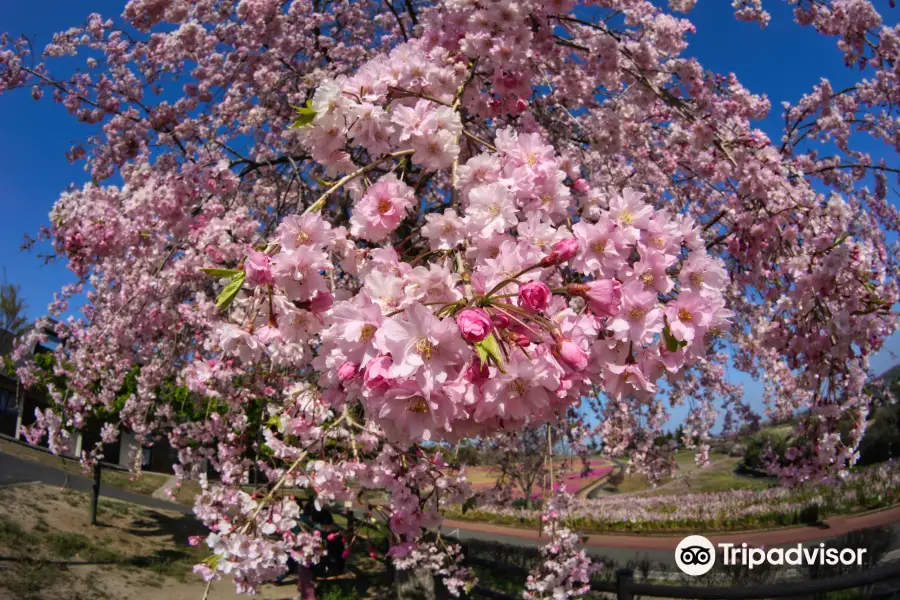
top-left (675, 535), bottom-right (716, 576)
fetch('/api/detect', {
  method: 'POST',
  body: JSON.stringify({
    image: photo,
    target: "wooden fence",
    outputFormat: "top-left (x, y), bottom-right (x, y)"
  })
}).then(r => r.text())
top-left (467, 556), bottom-right (900, 600)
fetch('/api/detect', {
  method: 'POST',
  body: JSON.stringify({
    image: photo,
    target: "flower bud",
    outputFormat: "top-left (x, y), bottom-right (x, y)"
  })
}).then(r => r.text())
top-left (363, 355), bottom-right (393, 389)
top-left (573, 178), bottom-right (589, 192)
top-left (513, 332), bottom-right (531, 347)
top-left (568, 279), bottom-right (622, 317)
top-left (519, 281), bottom-right (552, 312)
top-left (555, 338), bottom-right (588, 371)
top-left (310, 290), bottom-right (334, 313)
top-left (465, 359), bottom-right (490, 381)
top-left (337, 362), bottom-right (360, 382)
top-left (456, 308), bottom-right (493, 342)
top-left (541, 238), bottom-right (579, 266)
top-left (490, 311), bottom-right (511, 329)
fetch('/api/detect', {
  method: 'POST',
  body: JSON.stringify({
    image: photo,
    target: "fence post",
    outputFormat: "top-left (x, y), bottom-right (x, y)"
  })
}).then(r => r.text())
top-left (615, 568), bottom-right (634, 600)
top-left (89, 462), bottom-right (102, 526)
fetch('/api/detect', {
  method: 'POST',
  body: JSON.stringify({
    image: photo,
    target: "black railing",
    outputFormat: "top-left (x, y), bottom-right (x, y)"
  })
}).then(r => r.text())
top-left (467, 557), bottom-right (900, 600)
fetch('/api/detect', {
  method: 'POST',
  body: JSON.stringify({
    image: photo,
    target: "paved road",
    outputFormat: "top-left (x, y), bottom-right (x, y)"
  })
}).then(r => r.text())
top-left (441, 521), bottom-right (678, 565)
top-left (0, 449), bottom-right (191, 514)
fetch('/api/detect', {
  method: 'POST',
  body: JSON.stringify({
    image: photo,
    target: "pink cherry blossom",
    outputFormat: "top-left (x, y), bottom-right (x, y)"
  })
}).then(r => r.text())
top-left (607, 281), bottom-right (665, 346)
top-left (245, 249), bottom-right (274, 287)
top-left (350, 174), bottom-right (416, 242)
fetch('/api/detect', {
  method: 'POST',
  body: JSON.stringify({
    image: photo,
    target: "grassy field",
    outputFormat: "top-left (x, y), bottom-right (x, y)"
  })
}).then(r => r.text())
top-left (0, 438), bottom-right (208, 506)
top-left (0, 482), bottom-right (393, 600)
top-left (0, 483), bottom-right (208, 599)
top-left (581, 451), bottom-right (768, 497)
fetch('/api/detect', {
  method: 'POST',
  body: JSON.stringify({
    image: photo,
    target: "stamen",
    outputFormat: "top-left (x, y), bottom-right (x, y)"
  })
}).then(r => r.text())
top-left (416, 338), bottom-right (433, 360)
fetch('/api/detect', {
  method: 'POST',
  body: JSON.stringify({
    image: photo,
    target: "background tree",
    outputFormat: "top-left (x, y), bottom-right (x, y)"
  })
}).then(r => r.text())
top-left (0, 270), bottom-right (28, 335)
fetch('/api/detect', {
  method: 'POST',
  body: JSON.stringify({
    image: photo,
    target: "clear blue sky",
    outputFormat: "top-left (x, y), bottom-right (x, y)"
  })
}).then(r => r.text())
top-left (0, 1), bottom-right (898, 429)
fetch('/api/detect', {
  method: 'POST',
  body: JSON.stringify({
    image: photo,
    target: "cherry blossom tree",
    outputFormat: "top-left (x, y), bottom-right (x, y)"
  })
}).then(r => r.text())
top-left (1, 0), bottom-right (899, 595)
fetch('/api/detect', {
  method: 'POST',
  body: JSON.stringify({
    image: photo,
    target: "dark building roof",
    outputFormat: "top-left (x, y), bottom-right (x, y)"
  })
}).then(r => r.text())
top-left (0, 319), bottom-right (60, 360)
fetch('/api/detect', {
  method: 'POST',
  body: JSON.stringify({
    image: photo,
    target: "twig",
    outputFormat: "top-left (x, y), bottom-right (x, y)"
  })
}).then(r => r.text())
top-left (302, 150), bottom-right (415, 215)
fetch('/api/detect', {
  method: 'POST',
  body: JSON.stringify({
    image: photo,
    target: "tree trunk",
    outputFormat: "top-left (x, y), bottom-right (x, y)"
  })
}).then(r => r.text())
top-left (395, 567), bottom-right (436, 600)
top-left (89, 462), bottom-right (102, 526)
top-left (522, 477), bottom-right (535, 509)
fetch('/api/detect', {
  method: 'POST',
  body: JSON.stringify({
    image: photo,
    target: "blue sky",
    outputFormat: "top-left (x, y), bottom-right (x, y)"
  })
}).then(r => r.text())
top-left (0, 1), bottom-right (898, 429)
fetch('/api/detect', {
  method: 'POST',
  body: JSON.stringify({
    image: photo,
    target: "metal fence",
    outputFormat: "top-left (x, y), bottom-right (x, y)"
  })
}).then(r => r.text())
top-left (468, 557), bottom-right (900, 600)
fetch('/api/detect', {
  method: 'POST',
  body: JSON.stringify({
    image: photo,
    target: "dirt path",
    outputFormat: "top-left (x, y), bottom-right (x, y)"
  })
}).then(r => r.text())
top-left (151, 475), bottom-right (180, 502)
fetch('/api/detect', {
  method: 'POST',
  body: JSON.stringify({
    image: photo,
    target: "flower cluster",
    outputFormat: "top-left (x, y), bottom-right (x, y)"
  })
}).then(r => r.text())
top-left (238, 175), bottom-right (731, 445)
top-left (524, 489), bottom-right (598, 600)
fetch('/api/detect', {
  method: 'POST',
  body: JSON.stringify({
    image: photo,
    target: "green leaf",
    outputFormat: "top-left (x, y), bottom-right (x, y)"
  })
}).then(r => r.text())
top-left (216, 272), bottom-right (246, 310)
top-left (662, 325), bottom-right (688, 353)
top-left (288, 99), bottom-right (316, 128)
top-left (462, 496), bottom-right (477, 514)
top-left (200, 267), bottom-right (243, 278)
top-left (474, 333), bottom-right (505, 372)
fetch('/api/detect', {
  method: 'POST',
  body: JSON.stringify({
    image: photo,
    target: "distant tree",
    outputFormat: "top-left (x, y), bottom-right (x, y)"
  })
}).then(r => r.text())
top-left (675, 424), bottom-right (686, 447)
top-left (478, 423), bottom-right (588, 509)
top-left (857, 404), bottom-right (900, 466)
top-left (0, 272), bottom-right (28, 334)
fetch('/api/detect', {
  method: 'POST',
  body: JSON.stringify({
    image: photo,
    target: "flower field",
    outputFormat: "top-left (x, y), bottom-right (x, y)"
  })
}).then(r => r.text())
top-left (448, 463), bottom-right (900, 534)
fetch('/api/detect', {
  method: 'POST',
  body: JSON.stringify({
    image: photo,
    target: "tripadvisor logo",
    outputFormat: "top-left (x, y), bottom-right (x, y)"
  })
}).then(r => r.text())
top-left (675, 535), bottom-right (716, 576)
top-left (675, 535), bottom-right (869, 576)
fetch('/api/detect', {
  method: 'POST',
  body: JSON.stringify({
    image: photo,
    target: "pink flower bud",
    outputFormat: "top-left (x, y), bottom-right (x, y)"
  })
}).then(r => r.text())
top-left (541, 238), bottom-right (579, 266)
top-left (568, 279), bottom-right (622, 317)
top-left (363, 355), bottom-right (393, 389)
top-left (573, 178), bottom-right (589, 192)
top-left (515, 98), bottom-right (528, 112)
top-left (465, 360), bottom-right (490, 382)
top-left (310, 290), bottom-right (334, 313)
top-left (244, 249), bottom-right (274, 286)
top-left (513, 332), bottom-right (531, 347)
top-left (490, 311), bottom-right (511, 329)
top-left (519, 281), bottom-right (552, 312)
top-left (456, 308), bottom-right (493, 343)
top-left (342, 549), bottom-right (351, 559)
top-left (555, 338), bottom-right (588, 371)
top-left (327, 532), bottom-right (340, 541)
top-left (337, 362), bottom-right (360, 382)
